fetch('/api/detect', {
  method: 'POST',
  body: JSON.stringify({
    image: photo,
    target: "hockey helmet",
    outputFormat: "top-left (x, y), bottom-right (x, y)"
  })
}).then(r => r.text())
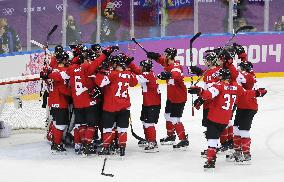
top-left (91, 44), bottom-right (102, 52)
top-left (218, 68), bottom-right (231, 80)
top-left (238, 61), bottom-right (253, 72)
top-left (111, 55), bottom-right (126, 69)
top-left (56, 51), bottom-right (69, 63)
top-left (204, 52), bottom-right (218, 67)
top-left (55, 45), bottom-right (64, 54)
top-left (233, 43), bottom-right (245, 55)
top-left (140, 59), bottom-right (153, 72)
top-left (164, 48), bottom-right (177, 59)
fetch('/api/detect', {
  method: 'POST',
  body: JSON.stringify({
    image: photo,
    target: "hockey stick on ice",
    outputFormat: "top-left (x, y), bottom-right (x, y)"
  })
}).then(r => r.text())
top-left (131, 38), bottom-right (149, 54)
top-left (129, 116), bottom-right (146, 142)
top-left (101, 158), bottom-right (114, 177)
top-left (188, 32), bottom-right (202, 116)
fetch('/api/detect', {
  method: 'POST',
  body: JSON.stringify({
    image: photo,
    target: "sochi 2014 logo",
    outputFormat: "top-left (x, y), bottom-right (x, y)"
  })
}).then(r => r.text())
top-left (2, 8), bottom-right (15, 16)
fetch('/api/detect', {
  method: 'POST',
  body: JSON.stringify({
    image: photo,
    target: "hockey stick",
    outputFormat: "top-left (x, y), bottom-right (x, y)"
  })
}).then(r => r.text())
top-left (189, 32), bottom-right (202, 116)
top-left (47, 25), bottom-right (58, 42)
top-left (131, 38), bottom-right (149, 54)
top-left (40, 25), bottom-right (59, 97)
top-left (193, 25), bottom-right (254, 86)
top-left (129, 116), bottom-right (146, 142)
top-left (101, 158), bottom-right (114, 177)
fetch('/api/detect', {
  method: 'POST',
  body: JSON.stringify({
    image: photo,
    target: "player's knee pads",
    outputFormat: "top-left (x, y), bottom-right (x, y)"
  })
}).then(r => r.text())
top-left (54, 124), bottom-right (67, 131)
top-left (142, 122), bottom-right (155, 128)
top-left (117, 127), bottom-right (127, 133)
top-left (208, 139), bottom-right (219, 148)
top-left (239, 130), bottom-right (250, 138)
top-left (233, 126), bottom-right (240, 136)
top-left (103, 128), bottom-right (113, 133)
top-left (170, 117), bottom-right (180, 125)
top-left (164, 113), bottom-right (171, 121)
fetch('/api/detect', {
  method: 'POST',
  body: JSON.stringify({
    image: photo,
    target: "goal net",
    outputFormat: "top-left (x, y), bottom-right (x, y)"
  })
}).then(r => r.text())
top-left (0, 74), bottom-right (47, 135)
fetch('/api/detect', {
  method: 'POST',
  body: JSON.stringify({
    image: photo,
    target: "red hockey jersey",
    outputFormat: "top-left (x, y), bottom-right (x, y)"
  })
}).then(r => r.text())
top-left (203, 66), bottom-right (221, 109)
top-left (200, 81), bottom-right (257, 125)
top-left (67, 54), bottom-right (106, 108)
top-left (95, 70), bottom-right (138, 112)
top-left (157, 57), bottom-right (187, 103)
top-left (129, 63), bottom-right (161, 106)
top-left (48, 67), bottom-right (71, 109)
top-left (236, 70), bottom-right (258, 110)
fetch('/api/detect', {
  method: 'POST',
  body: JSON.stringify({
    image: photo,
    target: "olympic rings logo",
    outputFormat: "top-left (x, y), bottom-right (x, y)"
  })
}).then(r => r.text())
top-left (56, 4), bottom-right (64, 12)
top-left (113, 1), bottom-right (123, 9)
top-left (2, 8), bottom-right (15, 16)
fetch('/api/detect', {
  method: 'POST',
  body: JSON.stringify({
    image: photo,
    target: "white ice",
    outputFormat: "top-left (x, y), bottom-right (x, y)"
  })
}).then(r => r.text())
top-left (0, 78), bottom-right (284, 182)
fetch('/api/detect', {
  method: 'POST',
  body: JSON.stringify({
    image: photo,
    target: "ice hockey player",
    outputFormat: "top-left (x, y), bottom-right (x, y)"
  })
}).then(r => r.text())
top-left (91, 44), bottom-right (102, 57)
top-left (188, 68), bottom-right (267, 171)
top-left (40, 51), bottom-right (71, 153)
top-left (189, 51), bottom-right (230, 155)
top-left (65, 44), bottom-right (113, 155)
top-left (189, 51), bottom-right (221, 129)
top-left (128, 59), bottom-right (161, 152)
top-left (95, 55), bottom-right (138, 157)
top-left (226, 43), bottom-right (259, 164)
top-left (147, 48), bottom-right (189, 150)
top-left (49, 45), bottom-right (64, 69)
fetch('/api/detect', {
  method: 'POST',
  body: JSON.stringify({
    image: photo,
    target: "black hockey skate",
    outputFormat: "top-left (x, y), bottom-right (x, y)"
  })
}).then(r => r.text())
top-left (173, 136), bottom-right (189, 150)
top-left (218, 141), bottom-right (229, 153)
top-left (235, 153), bottom-right (251, 165)
top-left (226, 150), bottom-right (242, 162)
top-left (204, 158), bottom-right (216, 172)
top-left (82, 144), bottom-right (97, 156)
top-left (109, 140), bottom-right (119, 155)
top-left (74, 143), bottom-right (83, 155)
top-left (98, 147), bottom-right (111, 156)
top-left (138, 140), bottom-right (148, 147)
top-left (144, 142), bottom-right (159, 153)
top-left (51, 143), bottom-right (67, 154)
top-left (241, 153), bottom-right (251, 165)
top-left (119, 146), bottom-right (126, 157)
top-left (201, 149), bottom-right (207, 158)
top-left (160, 135), bottom-right (176, 145)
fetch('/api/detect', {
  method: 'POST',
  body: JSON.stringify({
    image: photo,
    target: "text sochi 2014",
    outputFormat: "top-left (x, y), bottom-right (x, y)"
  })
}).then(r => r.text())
top-left (176, 44), bottom-right (282, 66)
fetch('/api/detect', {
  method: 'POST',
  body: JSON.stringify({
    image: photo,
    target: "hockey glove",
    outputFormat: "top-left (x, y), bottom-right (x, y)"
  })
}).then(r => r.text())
top-left (157, 71), bottom-right (172, 80)
top-left (89, 87), bottom-right (102, 99)
top-left (188, 86), bottom-right (203, 95)
top-left (189, 66), bottom-right (203, 76)
top-left (102, 46), bottom-right (119, 57)
top-left (255, 88), bottom-right (267, 97)
top-left (40, 68), bottom-right (52, 80)
top-left (147, 52), bottom-right (161, 60)
top-left (194, 97), bottom-right (204, 110)
top-left (111, 45), bottom-right (120, 52)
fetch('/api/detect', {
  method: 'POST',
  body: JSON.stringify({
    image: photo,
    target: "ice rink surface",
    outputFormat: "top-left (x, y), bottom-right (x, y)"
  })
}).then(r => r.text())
top-left (1, 77), bottom-right (284, 182)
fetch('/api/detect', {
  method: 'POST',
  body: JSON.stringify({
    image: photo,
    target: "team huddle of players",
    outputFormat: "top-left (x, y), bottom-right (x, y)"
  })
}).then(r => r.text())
top-left (41, 42), bottom-right (267, 171)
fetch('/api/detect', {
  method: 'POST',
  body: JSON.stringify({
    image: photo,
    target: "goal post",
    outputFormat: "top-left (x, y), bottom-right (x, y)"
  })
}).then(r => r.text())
top-left (0, 74), bottom-right (47, 134)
